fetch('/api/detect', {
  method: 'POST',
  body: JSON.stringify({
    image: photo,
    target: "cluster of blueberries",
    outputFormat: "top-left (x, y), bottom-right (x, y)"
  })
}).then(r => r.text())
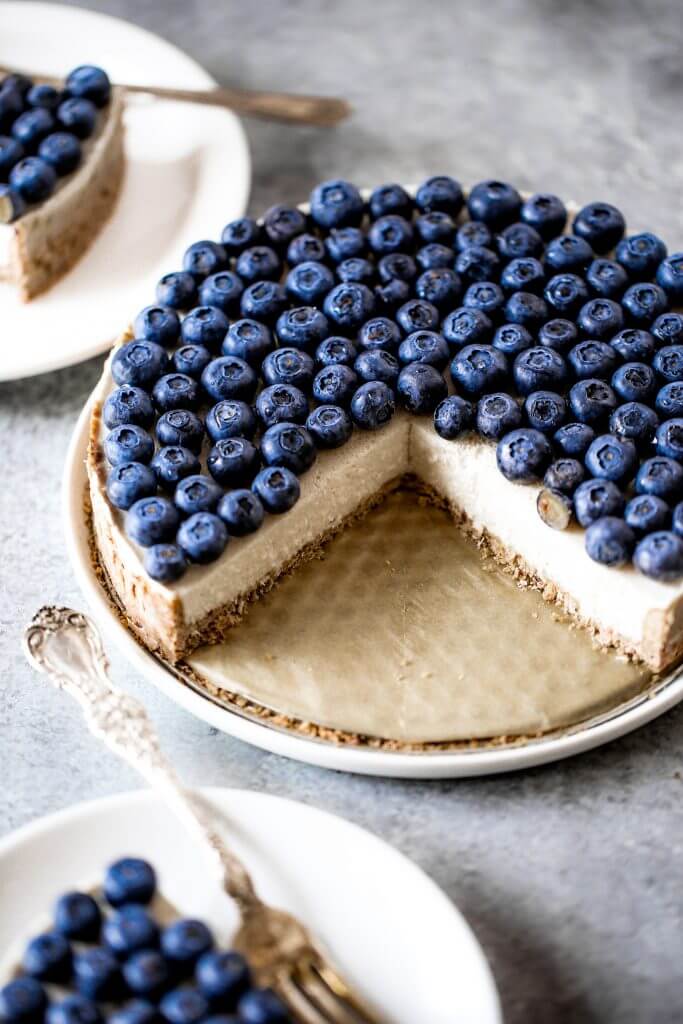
top-left (0, 66), bottom-right (111, 222)
top-left (100, 174), bottom-right (683, 583)
top-left (0, 857), bottom-right (290, 1024)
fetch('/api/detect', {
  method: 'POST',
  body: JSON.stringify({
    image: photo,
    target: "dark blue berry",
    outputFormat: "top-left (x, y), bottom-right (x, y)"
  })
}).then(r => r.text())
top-left (324, 226), bottom-right (367, 264)
top-left (350, 381), bottom-right (395, 429)
top-left (205, 400), bottom-right (256, 442)
top-left (160, 989), bottom-right (209, 1024)
top-left (573, 202), bottom-right (625, 253)
top-left (38, 132), bottom-right (81, 175)
top-left (310, 179), bottom-right (363, 229)
top-left (634, 531), bottom-right (683, 581)
top-left (262, 347), bottom-right (314, 389)
top-left (568, 340), bottom-right (618, 381)
top-left (196, 950), bottom-right (250, 1009)
top-left (442, 307), bottom-right (493, 348)
top-left (262, 204), bottom-right (307, 250)
top-left (183, 240), bottom-right (227, 281)
top-left (463, 281), bottom-right (504, 320)
top-left (237, 988), bottom-right (290, 1024)
top-left (513, 346), bottom-right (566, 395)
top-left (336, 256), bottom-right (375, 285)
top-left (625, 494), bottom-right (670, 536)
top-left (261, 422), bottom-right (317, 474)
top-left (112, 341), bottom-right (168, 388)
top-left (161, 920), bottom-right (213, 973)
top-left (656, 253), bottom-right (683, 303)
top-left (103, 906), bottom-right (159, 958)
top-left (316, 335), bottom-right (357, 366)
top-left (585, 258), bottom-right (628, 299)
top-left (504, 290), bottom-right (549, 332)
top-left (500, 256), bottom-right (545, 294)
top-left (236, 245), bottom-right (281, 283)
top-left (374, 278), bottom-right (411, 313)
top-left (554, 422), bottom-right (595, 458)
top-left (585, 517), bottom-right (635, 566)
top-left (28, 84), bottom-right (61, 110)
top-left (492, 323), bottom-right (533, 355)
top-left (276, 306), bottom-right (329, 350)
top-left (454, 245), bottom-right (501, 284)
top-left (673, 504), bottom-right (683, 539)
top-left (568, 378), bottom-right (617, 425)
top-left (256, 383), bottom-right (309, 426)
top-left (616, 232), bottom-right (667, 280)
top-left (144, 544), bottom-right (187, 583)
top-left (451, 343), bottom-right (508, 396)
top-left (585, 434), bottom-right (638, 485)
top-left (287, 232), bottom-right (326, 266)
top-left (354, 349), bottom-right (400, 386)
top-left (177, 512), bottom-right (228, 564)
top-left (497, 222), bottom-right (544, 261)
top-left (220, 217), bottom-right (262, 255)
top-left (73, 947), bottom-right (120, 1001)
top-left (414, 211), bottom-right (456, 246)
top-left (252, 466), bottom-right (300, 513)
top-left (202, 357), bottom-right (257, 403)
top-left (455, 221), bottom-right (492, 251)
top-left (395, 298), bottom-right (439, 335)
top-left (11, 108), bottom-right (54, 151)
top-left (377, 253), bottom-right (417, 283)
top-left (415, 267), bottom-right (461, 311)
top-left (174, 475), bottom-right (223, 517)
top-left (398, 329), bottom-right (449, 369)
top-left (173, 345), bottom-right (211, 380)
top-left (610, 328), bottom-right (655, 363)
top-left (312, 363), bottom-right (358, 405)
top-left (622, 282), bottom-right (669, 326)
top-left (544, 273), bottom-right (588, 316)
top-left (636, 457), bottom-right (683, 502)
top-left (306, 405), bottom-right (353, 449)
top-left (133, 306), bottom-right (180, 348)
top-left (357, 317), bottom-right (400, 353)
top-left (544, 234), bottom-right (593, 274)
top-left (207, 438), bottom-right (260, 486)
top-left (415, 175), bottom-right (464, 216)
top-left (537, 487), bottom-right (574, 530)
top-left (156, 272), bottom-right (197, 311)
top-left (122, 952), bottom-right (169, 1000)
top-left (217, 489), bottom-right (265, 536)
top-left (65, 65), bottom-right (111, 107)
top-left (106, 462), bottom-right (156, 511)
top-left (544, 458), bottom-right (585, 495)
top-left (198, 272), bottom-right (243, 315)
top-left (54, 892), bottom-right (101, 942)
top-left (653, 312), bottom-right (683, 347)
top-left (56, 98), bottom-right (96, 139)
top-left (496, 428), bottom-right (552, 482)
top-left (323, 282), bottom-right (375, 332)
top-left (47, 996), bottom-right (102, 1024)
top-left (467, 179), bottom-right (521, 229)
top-left (397, 362), bottom-right (447, 414)
top-left (520, 193), bottom-right (567, 240)
top-left (23, 932), bottom-right (71, 983)
top-left (0, 979), bottom-right (46, 1024)
top-left (416, 243), bottom-right (454, 271)
top-left (609, 402), bottom-right (659, 447)
top-left (656, 419), bottom-right (683, 462)
top-left (433, 395), bottom-right (474, 439)
top-left (537, 318), bottom-right (577, 352)
top-left (156, 409), bottom-right (204, 453)
top-left (611, 361), bottom-right (656, 403)
top-left (368, 214), bottom-right (414, 255)
top-left (9, 155), bottom-right (56, 202)
top-left (476, 392), bottom-right (522, 439)
top-left (151, 447), bottom-right (200, 492)
top-left (0, 135), bottom-right (24, 179)
top-left (656, 382), bottom-right (683, 419)
top-left (368, 182), bottom-right (412, 221)
top-left (222, 319), bottom-right (273, 367)
top-left (126, 498), bottom-right (180, 547)
top-left (104, 386), bottom-right (154, 429)
top-left (108, 1002), bottom-right (159, 1024)
top-left (574, 479), bottom-right (625, 527)
top-left (524, 390), bottom-right (566, 434)
top-left (653, 345), bottom-right (683, 383)
top-left (104, 426), bottom-right (154, 467)
top-left (152, 373), bottom-right (200, 413)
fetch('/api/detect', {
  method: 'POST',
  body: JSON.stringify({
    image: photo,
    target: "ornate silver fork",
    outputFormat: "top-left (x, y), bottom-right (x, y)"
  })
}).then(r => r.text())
top-left (23, 605), bottom-right (383, 1024)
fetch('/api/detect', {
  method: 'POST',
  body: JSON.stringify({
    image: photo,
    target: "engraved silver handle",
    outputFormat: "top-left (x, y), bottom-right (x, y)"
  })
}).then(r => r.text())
top-left (23, 606), bottom-right (259, 913)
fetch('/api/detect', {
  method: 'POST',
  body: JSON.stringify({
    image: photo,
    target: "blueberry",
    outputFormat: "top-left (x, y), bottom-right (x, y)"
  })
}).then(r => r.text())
top-left (56, 98), bottom-right (97, 139)
top-left (368, 182), bottom-right (413, 220)
top-left (260, 422), bottom-right (317, 474)
top-left (350, 381), bottom-right (395, 430)
top-left (415, 267), bottom-right (462, 311)
top-left (177, 512), bottom-right (228, 564)
top-left (144, 544), bottom-right (187, 583)
top-left (610, 328), bottom-right (655, 363)
top-left (395, 298), bottom-right (439, 335)
top-left (287, 232), bottom-right (326, 266)
top-left (543, 273), bottom-right (589, 316)
top-left (12, 108), bottom-right (55, 150)
top-left (496, 428), bottom-right (552, 482)
top-left (161, 920), bottom-right (213, 973)
top-left (433, 395), bottom-right (474, 439)
top-left (377, 253), bottom-right (417, 283)
top-left (397, 362), bottom-right (447, 414)
top-left (323, 282), bottom-right (375, 332)
top-left (315, 336), bottom-right (356, 369)
top-left (568, 379), bottom-right (617, 425)
top-left (574, 479), bottom-right (625, 527)
top-left (306, 404), bottom-right (353, 449)
top-left (236, 245), bottom-right (281, 283)
top-left (622, 282), bottom-right (669, 326)
top-left (122, 952), bottom-right (170, 1000)
top-left (673, 504), bottom-right (683, 539)
top-left (537, 487), bottom-right (574, 530)
top-left (0, 78), bottom-right (25, 117)
top-left (262, 204), bottom-right (307, 250)
top-left (568, 340), bottom-right (618, 381)
top-left (467, 179), bottom-right (521, 230)
top-left (537, 318), bottom-right (578, 353)
top-left (207, 438), bottom-right (260, 486)
top-left (126, 498), bottom-right (180, 547)
top-left (656, 418), bottom-right (683, 463)
top-left (104, 426), bottom-right (154, 467)
top-left (544, 234), bottom-right (593, 274)
top-left (65, 65), bottom-right (110, 107)
top-left (611, 361), bottom-right (656, 403)
top-left (454, 245), bottom-right (501, 284)
top-left (152, 373), bottom-right (200, 413)
top-left (156, 409), bottom-right (204, 453)
top-left (252, 466), bottom-right (300, 513)
top-left (368, 214), bottom-right (414, 255)
top-left (106, 462), bottom-right (157, 510)
top-left (104, 385), bottom-right (154, 429)
top-left (201, 357), bottom-right (257, 403)
top-left (656, 382), bottom-right (683, 419)
top-left (357, 317), bottom-right (401, 353)
top-left (577, 298), bottom-right (624, 340)
top-left (374, 278), bottom-right (411, 313)
top-left (9, 155), bottom-right (56, 202)
top-left (133, 306), bottom-right (180, 348)
top-left (636, 457), bottom-right (683, 502)
top-left (0, 135), bottom-right (24, 179)
top-left (237, 988), bottom-right (290, 1024)
top-left (476, 392), bottom-right (522, 439)
top-left (416, 243), bottom-right (454, 271)
top-left (524, 390), bottom-right (566, 434)
top-left (585, 258), bottom-right (629, 299)
top-left (398, 329), bottom-right (450, 370)
top-left (174, 475), bottom-right (223, 517)
top-left (625, 495), bottom-right (670, 536)
top-left (0, 979), bottom-right (47, 1024)
top-left (103, 907), bottom-right (159, 959)
top-left (585, 434), bottom-right (638, 485)
top-left (312, 363), bottom-right (358, 405)
top-left (220, 217), bottom-right (261, 256)
top-left (222, 319), bottom-right (273, 367)
top-left (199, 272), bottom-right (243, 315)
top-left (262, 347), bottom-right (314, 389)
top-left (520, 193), bottom-right (567, 240)
top-left (217, 489), bottom-right (265, 535)
top-left (336, 256), bottom-right (375, 285)
top-left (324, 226), bottom-right (367, 264)
top-left (205, 400), bottom-right (257, 442)
top-left (492, 323), bottom-right (533, 356)
top-left (276, 306), bottom-right (329, 351)
top-left (505, 291), bottom-right (549, 332)
top-left (463, 281), bottom-right (505, 320)
top-left (156, 272), bottom-right (197, 311)
top-left (653, 346), bottom-right (683, 383)
top-left (112, 340), bottom-right (168, 389)
top-left (38, 131), bottom-right (81, 175)
top-left (616, 232), bottom-right (667, 280)
top-left (173, 345), bottom-right (212, 380)
top-left (73, 947), bottom-right (120, 1001)
top-left (634, 531), bottom-right (683, 581)
top-left (256, 383), bottom-right (309, 426)
top-left (513, 346), bottom-right (566, 395)
top-left (609, 402), bottom-right (659, 447)
top-left (656, 253), bottom-right (683, 303)
top-left (585, 517), bottom-right (635, 567)
top-left (354, 349), bottom-right (400, 386)
top-left (309, 179), bottom-right (363, 229)
top-left (183, 240), bottom-right (227, 281)
top-left (544, 458), bottom-right (585, 495)
top-left (159, 989), bottom-right (208, 1024)
top-left (573, 202), bottom-right (625, 253)
top-left (652, 312), bottom-right (683, 348)
top-left (415, 175), bottom-right (464, 216)
top-left (196, 950), bottom-right (250, 1009)
top-left (46, 996), bottom-right (102, 1024)
top-left (108, 1002), bottom-right (159, 1024)
top-left (451, 344), bottom-right (508, 396)
top-left (414, 211), bottom-right (456, 246)
top-left (554, 422), bottom-right (595, 458)
top-left (23, 932), bottom-right (72, 983)
top-left (54, 892), bottom-right (101, 941)
top-left (500, 257), bottom-right (545, 294)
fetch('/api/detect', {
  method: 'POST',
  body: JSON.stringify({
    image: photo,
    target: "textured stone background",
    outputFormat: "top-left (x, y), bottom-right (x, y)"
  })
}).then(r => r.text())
top-left (2, 1), bottom-right (683, 1021)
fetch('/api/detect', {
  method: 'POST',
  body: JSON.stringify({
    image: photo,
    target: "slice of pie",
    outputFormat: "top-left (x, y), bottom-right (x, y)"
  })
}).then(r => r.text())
top-left (86, 177), bottom-right (683, 672)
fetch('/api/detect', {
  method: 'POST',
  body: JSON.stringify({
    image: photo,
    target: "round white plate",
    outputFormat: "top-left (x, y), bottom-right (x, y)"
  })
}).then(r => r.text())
top-left (0, 788), bottom-right (502, 1023)
top-left (0, 2), bottom-right (251, 382)
top-left (64, 400), bottom-right (683, 779)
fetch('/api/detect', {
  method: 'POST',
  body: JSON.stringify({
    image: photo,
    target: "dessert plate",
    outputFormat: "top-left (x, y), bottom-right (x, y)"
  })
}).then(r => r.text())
top-left (65, 398), bottom-right (683, 778)
top-left (0, 788), bottom-right (502, 1023)
top-left (0, 2), bottom-right (250, 381)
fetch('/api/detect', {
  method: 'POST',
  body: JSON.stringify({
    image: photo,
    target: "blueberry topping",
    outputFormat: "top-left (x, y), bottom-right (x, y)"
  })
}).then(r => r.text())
top-left (260, 422), bottom-right (317, 475)
top-left (174, 475), bottom-right (223, 517)
top-left (584, 434), bottom-right (638, 485)
top-left (133, 306), bottom-right (180, 348)
top-left (616, 232), bottom-right (667, 280)
top-left (183, 240), bottom-right (227, 281)
top-left (56, 98), bottom-right (96, 139)
top-left (256, 384), bottom-right (309, 427)
top-left (205, 400), bottom-right (256, 443)
top-left (220, 216), bottom-right (262, 255)
top-left (415, 267), bottom-right (462, 311)
top-left (653, 345), bottom-right (683, 383)
top-left (455, 245), bottom-right (501, 284)
top-left (103, 906), bottom-right (160, 958)
top-left (238, 988), bottom-right (290, 1024)
top-left (23, 932), bottom-right (72, 983)
top-left (568, 379), bottom-right (617, 425)
top-left (622, 282), bottom-right (669, 326)
top-left (196, 950), bottom-right (251, 1008)
top-left (656, 419), bottom-right (683, 463)
top-left (656, 383), bottom-right (683, 419)
top-left (201, 357), bottom-right (257, 403)
top-left (568, 340), bottom-right (618, 381)
top-left (323, 282), bottom-right (375, 332)
top-left (54, 892), bottom-right (102, 941)
top-left (455, 221), bottom-right (492, 252)
top-left (108, 1002), bottom-right (158, 1024)
top-left (656, 253), bottom-right (683, 303)
top-left (636, 457), bottom-right (683, 502)
top-left (442, 308), bottom-right (493, 348)
top-left (396, 362), bottom-right (447, 415)
top-left (497, 222), bottom-right (544, 260)
top-left (414, 211), bottom-right (456, 246)
top-left (537, 318), bottom-right (578, 352)
top-left (198, 272), bottom-right (243, 315)
top-left (611, 361), bottom-right (656, 403)
top-left (463, 281), bottom-right (505, 320)
top-left (156, 272), bottom-right (197, 311)
top-left (112, 340), bottom-right (168, 388)
top-left (634, 531), bottom-right (683, 581)
top-left (544, 234), bottom-right (593, 274)
top-left (350, 381), bottom-right (395, 430)
top-left (368, 214), bottom-right (414, 255)
top-left (65, 65), bottom-right (111, 107)
top-left (177, 512), bottom-right (228, 564)
top-left (377, 253), bottom-right (417, 284)
top-left (306, 405), bottom-right (353, 449)
top-left (500, 257), bottom-right (545, 294)
top-left (368, 182), bottom-right (413, 221)
top-left (585, 517), bottom-right (635, 567)
top-left (652, 313), bottom-right (683, 347)
top-left (513, 346), bottom-right (566, 396)
top-left (354, 349), bottom-right (400, 386)
top-left (173, 345), bottom-right (211, 380)
top-left (585, 258), bottom-right (628, 299)
top-left (9, 155), bottom-right (56, 202)
top-left (520, 193), bottom-right (567, 240)
top-left (161, 920), bottom-right (214, 973)
top-left (276, 306), bottom-right (329, 351)
top-left (153, 373), bottom-right (200, 413)
top-left (492, 322), bottom-right (534, 356)
top-left (625, 494), bottom-right (670, 536)
top-left (312, 364), bottom-right (358, 406)
top-left (38, 132), bottom-right (81, 175)
top-left (207, 438), bottom-right (260, 486)
top-left (610, 328), bottom-right (655, 363)
top-left (416, 243), bottom-right (454, 271)
top-left (11, 108), bottom-right (55, 151)
top-left (122, 952), bottom-right (169, 1000)
top-left (573, 202), bottom-right (625, 253)
top-left (543, 273), bottom-right (588, 316)
top-left (450, 343), bottom-right (507, 397)
top-left (574, 479), bottom-right (625, 527)
top-left (398, 330), bottom-right (449, 369)
top-left (262, 347), bottom-right (314, 389)
top-left (316, 336), bottom-right (357, 366)
top-left (156, 409), bottom-right (204, 453)
top-left (0, 979), bottom-right (47, 1024)
top-left (609, 402), bottom-right (659, 447)
top-left (159, 989), bottom-right (208, 1024)
top-left (309, 179), bottom-right (363, 229)
top-left (126, 499), bottom-right (180, 547)
top-left (217, 489), bottom-right (265, 536)
top-left (235, 245), bottom-right (281, 284)
top-left (252, 466), bottom-right (300, 513)
top-left (433, 395), bottom-right (475, 439)
top-left (357, 316), bottom-right (401, 353)
top-left (72, 948), bottom-right (120, 1001)
top-left (467, 179), bottom-right (521, 230)
top-left (536, 488), bottom-right (574, 530)
top-left (262, 204), bottom-right (307, 250)
top-left (476, 392), bottom-right (522, 439)
top-left (544, 458), bottom-right (585, 495)
top-left (524, 390), bottom-right (566, 434)
top-left (325, 227), bottom-right (367, 264)
top-left (415, 175), bottom-right (464, 216)
top-left (496, 428), bottom-right (552, 482)
top-left (222, 319), bottom-right (273, 367)
top-left (144, 544), bottom-right (187, 583)
top-left (503, 290), bottom-right (548, 331)
top-left (336, 256), bottom-right (375, 285)
top-left (554, 422), bottom-right (595, 458)
top-left (395, 298), bottom-right (439, 334)
top-left (374, 278), bottom-right (411, 313)
top-left (104, 426), bottom-right (154, 467)
top-left (287, 232), bottom-right (326, 266)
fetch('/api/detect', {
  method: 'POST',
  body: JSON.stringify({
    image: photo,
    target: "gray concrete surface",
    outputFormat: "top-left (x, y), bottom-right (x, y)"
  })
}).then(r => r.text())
top-left (2, 1), bottom-right (682, 1020)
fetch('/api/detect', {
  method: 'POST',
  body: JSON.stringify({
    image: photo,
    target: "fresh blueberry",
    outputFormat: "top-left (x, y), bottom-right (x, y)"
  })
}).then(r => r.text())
top-left (414, 211), bottom-right (456, 246)
top-left (416, 243), bottom-right (454, 271)
top-left (46, 996), bottom-right (102, 1024)
top-left (622, 282), bottom-right (669, 326)
top-left (324, 226), bottom-right (367, 264)
top-left (0, 979), bottom-right (47, 1024)
top-left (354, 349), bottom-right (400, 386)
top-left (38, 131), bottom-right (81, 175)
top-left (217, 489), bottom-right (265, 536)
top-left (568, 379), bottom-right (617, 425)
top-left (500, 257), bottom-right (545, 294)
top-left (504, 291), bottom-right (549, 332)
top-left (463, 281), bottom-right (504, 320)
top-left (577, 298), bottom-right (624, 340)
top-left (585, 258), bottom-right (629, 299)
top-left (104, 385), bottom-right (155, 429)
top-left (196, 950), bottom-right (250, 1009)
top-left (161, 920), bottom-right (213, 974)
top-left (260, 422), bottom-right (317, 474)
top-left (237, 988), bottom-right (290, 1024)
top-left (476, 392), bottom-right (522, 439)
top-left (323, 282), bottom-right (375, 332)
top-left (544, 458), bottom-right (585, 495)
top-left (467, 179), bottom-right (521, 230)
top-left (207, 438), bottom-right (260, 486)
top-left (433, 395), bottom-right (475, 439)
top-left (657, 418), bottom-right (683, 463)
top-left (112, 340), bottom-right (168, 388)
top-left (316, 336), bottom-right (357, 366)
top-left (356, 318), bottom-right (399, 354)
top-left (611, 361), bottom-right (656, 403)
top-left (336, 256), bottom-right (375, 285)
top-left (656, 253), bottom-right (683, 303)
top-left (151, 446), bottom-right (200, 492)
top-left (377, 253), bottom-right (417, 283)
top-left (520, 193), bottom-right (567, 240)
top-left (73, 948), bottom-right (120, 1001)
top-left (108, 1002), bottom-right (159, 1024)
top-left (585, 517), bottom-right (635, 567)
top-left (451, 344), bottom-right (508, 396)
top-left (374, 278), bottom-right (411, 313)
top-left (183, 240), bottom-right (227, 281)
top-left (276, 306), bottom-right (329, 350)
top-left (23, 932), bottom-right (72, 983)
top-left (262, 204), bottom-right (307, 250)
top-left (122, 952), bottom-right (169, 1000)
top-left (0, 135), bottom-right (24, 179)
top-left (610, 328), bottom-right (655, 363)
top-left (262, 347), bottom-right (314, 389)
top-left (573, 202), bottom-right (625, 253)
top-left (104, 426), bottom-right (154, 467)
top-left (554, 422), bottom-right (595, 458)
top-left (398, 330), bottom-right (449, 369)
top-left (615, 232), bottom-right (667, 280)
top-left (497, 222), bottom-right (544, 261)
top-left (397, 362), bottom-right (447, 414)
top-left (54, 892), bottom-right (101, 941)
top-left (222, 319), bottom-right (273, 367)
top-left (133, 306), bottom-right (180, 348)
top-left (9, 155), bottom-right (56, 202)
top-left (513, 346), bottom-right (566, 395)
top-left (543, 273), bottom-right (588, 316)
top-left (106, 463), bottom-right (156, 510)
top-left (492, 322), bottom-right (534, 356)
top-left (103, 906), bottom-right (159, 959)
top-left (524, 390), bottom-right (566, 434)
top-left (538, 318), bottom-right (578, 352)
top-left (306, 404), bottom-right (353, 449)
top-left (537, 487), bottom-right (574, 530)
top-left (568, 340), bottom-right (618, 381)
top-left (368, 214), bottom-right (414, 255)
top-left (312, 363), bottom-right (358, 405)
top-left (415, 267), bottom-right (462, 311)
top-left (173, 345), bottom-right (211, 380)
top-left (287, 232), bottom-right (326, 266)
top-left (636, 457), bottom-right (683, 502)
top-left (368, 182), bottom-right (413, 221)
top-left (159, 990), bottom-right (208, 1024)
top-left (653, 312), bottom-right (683, 347)
top-left (286, 262), bottom-right (333, 312)
top-left (156, 272), bottom-right (197, 311)
top-left (252, 466), bottom-right (300, 513)
top-left (256, 383), bottom-right (309, 426)
top-left (177, 512), bottom-right (228, 564)
top-left (350, 381), bottom-right (395, 430)
top-left (625, 494), bottom-right (670, 536)
top-left (236, 245), bottom-right (281, 284)
top-left (634, 531), bottom-right (683, 581)
top-left (202, 357), bottom-right (257, 403)
top-left (220, 217), bottom-right (262, 256)
top-left (65, 65), bottom-right (110, 107)
top-left (544, 234), bottom-right (593, 274)
top-left (152, 373), bottom-right (200, 413)
top-left (656, 382), bottom-right (683, 419)
top-left (11, 108), bottom-right (55, 151)
top-left (585, 434), bottom-right (638, 485)
top-left (573, 479), bottom-right (625, 526)
top-left (609, 402), bottom-right (659, 447)
top-left (198, 272), bottom-right (243, 315)
top-left (310, 179), bottom-right (363, 229)
top-left (126, 498), bottom-right (180, 546)
top-left (174, 475), bottom-right (223, 517)
top-left (156, 409), bottom-right (204, 453)
top-left (653, 345), bottom-right (683, 383)
top-left (205, 400), bottom-right (256, 442)
top-left (395, 298), bottom-right (439, 334)
top-left (496, 428), bottom-right (552, 482)
top-left (455, 221), bottom-right (492, 251)
top-left (442, 308), bottom-right (493, 349)
top-left (415, 175), bottom-right (464, 216)
top-left (144, 544), bottom-right (187, 583)
top-left (673, 504), bottom-right (683, 539)
top-left (56, 97), bottom-right (96, 139)
top-left (0, 80), bottom-right (25, 127)
top-left (454, 245), bottom-right (501, 284)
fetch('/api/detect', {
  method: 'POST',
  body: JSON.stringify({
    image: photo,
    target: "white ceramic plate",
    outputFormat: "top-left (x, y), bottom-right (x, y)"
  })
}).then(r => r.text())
top-left (63, 399), bottom-right (683, 778)
top-left (0, 788), bottom-right (502, 1023)
top-left (0, 2), bottom-right (251, 381)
